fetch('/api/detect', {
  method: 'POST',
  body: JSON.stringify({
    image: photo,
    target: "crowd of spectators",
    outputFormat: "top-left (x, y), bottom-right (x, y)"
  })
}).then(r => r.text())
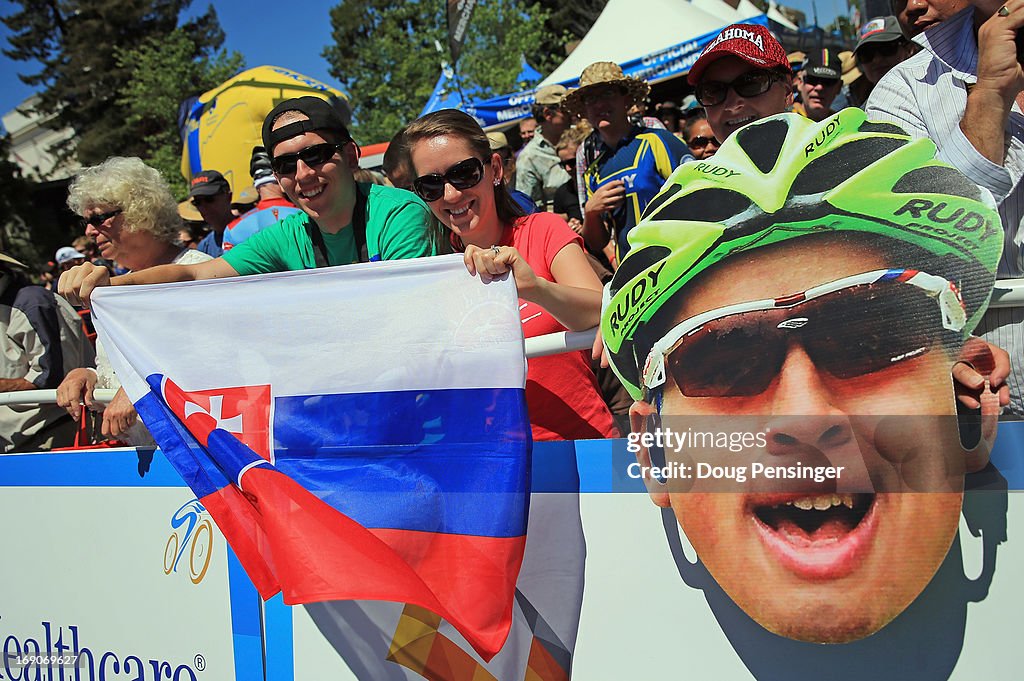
top-left (2, 6), bottom-right (1021, 451)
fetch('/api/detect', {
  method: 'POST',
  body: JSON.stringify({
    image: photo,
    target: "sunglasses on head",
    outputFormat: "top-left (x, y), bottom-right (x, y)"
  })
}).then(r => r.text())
top-left (695, 70), bottom-right (781, 107)
top-left (270, 142), bottom-right (346, 175)
top-left (687, 135), bottom-right (718, 149)
top-left (857, 41), bottom-right (902, 64)
top-left (413, 157), bottom-right (485, 202)
top-left (81, 208), bottom-right (122, 228)
top-left (641, 269), bottom-right (966, 399)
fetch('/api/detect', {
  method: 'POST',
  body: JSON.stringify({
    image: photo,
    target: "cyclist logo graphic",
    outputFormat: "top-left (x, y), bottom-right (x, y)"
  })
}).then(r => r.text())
top-left (163, 499), bottom-right (214, 584)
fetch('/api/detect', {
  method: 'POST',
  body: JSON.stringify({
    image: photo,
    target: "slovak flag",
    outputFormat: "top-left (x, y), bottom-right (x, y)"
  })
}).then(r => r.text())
top-left (91, 255), bottom-right (531, 660)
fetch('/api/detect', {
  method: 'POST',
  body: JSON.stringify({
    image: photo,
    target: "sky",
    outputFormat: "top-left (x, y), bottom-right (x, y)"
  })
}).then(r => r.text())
top-left (0, 0), bottom-right (846, 131)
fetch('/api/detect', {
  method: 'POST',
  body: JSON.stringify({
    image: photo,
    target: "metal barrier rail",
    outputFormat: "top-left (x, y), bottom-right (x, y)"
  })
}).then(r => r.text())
top-left (0, 388), bottom-right (119, 407)
top-left (991, 279), bottom-right (1024, 308)
top-left (0, 330), bottom-right (603, 407)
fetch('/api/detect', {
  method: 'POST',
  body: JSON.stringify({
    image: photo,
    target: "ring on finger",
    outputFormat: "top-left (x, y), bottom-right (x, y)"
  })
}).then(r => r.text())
top-left (490, 245), bottom-right (501, 256)
top-left (998, 4), bottom-right (1010, 16)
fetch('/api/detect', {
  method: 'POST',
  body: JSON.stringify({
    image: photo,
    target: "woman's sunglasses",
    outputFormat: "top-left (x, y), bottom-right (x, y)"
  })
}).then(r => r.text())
top-left (271, 143), bottom-right (346, 175)
top-left (413, 157), bottom-right (485, 202)
top-left (687, 135), bottom-right (718, 149)
top-left (81, 208), bottom-right (122, 228)
top-left (641, 269), bottom-right (966, 398)
top-left (695, 70), bottom-right (782, 107)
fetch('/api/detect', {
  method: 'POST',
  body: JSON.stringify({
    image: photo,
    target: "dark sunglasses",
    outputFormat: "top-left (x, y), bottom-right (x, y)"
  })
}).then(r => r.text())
top-left (191, 195), bottom-right (222, 206)
top-left (642, 271), bottom-right (963, 398)
top-left (81, 208), bottom-right (122, 228)
top-left (687, 135), bottom-right (718, 148)
top-left (270, 142), bottom-right (346, 175)
top-left (803, 75), bottom-right (840, 88)
top-left (857, 41), bottom-right (902, 64)
top-left (695, 70), bottom-right (781, 107)
top-left (413, 157), bottom-right (485, 202)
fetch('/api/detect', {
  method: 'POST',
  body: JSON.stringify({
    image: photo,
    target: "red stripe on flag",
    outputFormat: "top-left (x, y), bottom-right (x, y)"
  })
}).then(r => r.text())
top-left (203, 467), bottom-right (525, 660)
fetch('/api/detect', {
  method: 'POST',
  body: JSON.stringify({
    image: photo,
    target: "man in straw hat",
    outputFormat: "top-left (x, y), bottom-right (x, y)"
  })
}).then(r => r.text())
top-left (1, 251), bottom-right (94, 452)
top-left (562, 61), bottom-right (690, 261)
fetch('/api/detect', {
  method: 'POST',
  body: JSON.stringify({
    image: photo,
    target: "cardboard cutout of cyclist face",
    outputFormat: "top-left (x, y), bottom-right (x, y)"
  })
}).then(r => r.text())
top-left (613, 111), bottom-right (1001, 645)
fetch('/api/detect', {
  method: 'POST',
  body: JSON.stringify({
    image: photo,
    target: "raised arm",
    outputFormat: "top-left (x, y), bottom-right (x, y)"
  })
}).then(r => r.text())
top-left (463, 241), bottom-right (602, 332)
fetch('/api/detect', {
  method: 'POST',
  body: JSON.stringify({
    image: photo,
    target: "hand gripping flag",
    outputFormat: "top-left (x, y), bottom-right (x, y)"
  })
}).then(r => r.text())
top-left (91, 255), bottom-right (531, 660)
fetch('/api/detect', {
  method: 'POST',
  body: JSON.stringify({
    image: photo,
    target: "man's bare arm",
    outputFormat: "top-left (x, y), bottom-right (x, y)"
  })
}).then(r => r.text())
top-left (59, 258), bottom-right (239, 307)
top-left (960, 5), bottom-right (1024, 164)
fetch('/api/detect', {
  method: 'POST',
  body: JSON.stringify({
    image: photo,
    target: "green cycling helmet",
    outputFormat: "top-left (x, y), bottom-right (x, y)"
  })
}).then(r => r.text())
top-left (601, 108), bottom-right (1003, 401)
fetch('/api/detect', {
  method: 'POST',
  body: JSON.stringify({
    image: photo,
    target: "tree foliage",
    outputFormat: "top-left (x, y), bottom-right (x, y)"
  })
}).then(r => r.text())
top-left (116, 28), bottom-right (244, 197)
top-left (0, 134), bottom-right (42, 267)
top-left (2, 0), bottom-right (229, 167)
top-left (324, 0), bottom-right (552, 143)
top-left (826, 15), bottom-right (858, 42)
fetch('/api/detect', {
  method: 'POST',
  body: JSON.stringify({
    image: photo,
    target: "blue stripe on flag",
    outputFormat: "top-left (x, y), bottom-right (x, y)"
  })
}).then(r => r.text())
top-left (272, 387), bottom-right (530, 537)
top-left (273, 387), bottom-right (528, 449)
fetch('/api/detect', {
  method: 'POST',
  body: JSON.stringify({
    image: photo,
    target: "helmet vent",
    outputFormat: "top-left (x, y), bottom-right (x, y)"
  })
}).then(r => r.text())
top-left (608, 246), bottom-right (671, 297)
top-left (736, 118), bottom-right (789, 174)
top-left (654, 188), bottom-right (753, 224)
top-left (641, 182), bottom-right (681, 220)
top-left (858, 121), bottom-right (907, 135)
top-left (892, 166), bottom-right (983, 200)
top-left (791, 137), bottom-right (906, 196)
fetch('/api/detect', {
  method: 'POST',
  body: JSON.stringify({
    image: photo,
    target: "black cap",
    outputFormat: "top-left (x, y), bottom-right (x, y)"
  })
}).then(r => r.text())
top-left (803, 49), bottom-right (842, 81)
top-left (188, 170), bottom-right (230, 197)
top-left (262, 96), bottom-right (352, 155)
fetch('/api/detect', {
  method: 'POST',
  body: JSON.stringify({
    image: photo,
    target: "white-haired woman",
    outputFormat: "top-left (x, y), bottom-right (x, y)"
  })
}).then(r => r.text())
top-left (56, 157), bottom-right (212, 443)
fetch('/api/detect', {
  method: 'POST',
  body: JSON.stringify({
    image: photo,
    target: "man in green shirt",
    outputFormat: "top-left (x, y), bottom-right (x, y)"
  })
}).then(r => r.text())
top-left (59, 96), bottom-right (435, 304)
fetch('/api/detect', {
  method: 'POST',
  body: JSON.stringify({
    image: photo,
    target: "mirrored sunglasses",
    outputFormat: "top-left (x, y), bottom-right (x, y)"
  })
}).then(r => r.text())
top-left (413, 157), bottom-right (485, 202)
top-left (642, 269), bottom-right (966, 398)
top-left (271, 142), bottom-right (345, 175)
top-left (695, 70), bottom-right (780, 107)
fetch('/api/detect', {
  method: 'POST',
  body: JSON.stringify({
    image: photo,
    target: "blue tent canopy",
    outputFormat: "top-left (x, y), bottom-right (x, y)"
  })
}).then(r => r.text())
top-left (451, 15), bottom-right (768, 129)
top-left (420, 57), bottom-right (543, 118)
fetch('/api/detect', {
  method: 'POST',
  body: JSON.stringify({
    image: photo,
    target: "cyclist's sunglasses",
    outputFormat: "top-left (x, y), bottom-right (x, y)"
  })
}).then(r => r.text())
top-left (641, 269), bottom-right (966, 398)
top-left (413, 157), bottom-right (485, 202)
top-left (271, 142), bottom-right (346, 175)
top-left (695, 70), bottom-right (782, 107)
top-left (81, 208), bottom-right (122, 228)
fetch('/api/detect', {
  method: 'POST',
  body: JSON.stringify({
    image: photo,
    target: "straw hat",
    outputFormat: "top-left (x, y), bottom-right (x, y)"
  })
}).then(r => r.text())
top-left (0, 252), bottom-right (28, 270)
top-left (177, 199), bottom-right (202, 222)
top-left (839, 51), bottom-right (863, 86)
top-left (561, 62), bottom-right (650, 117)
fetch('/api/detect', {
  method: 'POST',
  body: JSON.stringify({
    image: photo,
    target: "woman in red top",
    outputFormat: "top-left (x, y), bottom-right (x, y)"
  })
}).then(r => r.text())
top-left (405, 110), bottom-right (618, 441)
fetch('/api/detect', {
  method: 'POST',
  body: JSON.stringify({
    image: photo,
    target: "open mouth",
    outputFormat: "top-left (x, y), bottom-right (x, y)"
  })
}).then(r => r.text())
top-left (446, 200), bottom-right (474, 221)
top-left (726, 115), bottom-right (755, 129)
top-left (299, 185), bottom-right (325, 201)
top-left (750, 493), bottom-right (878, 580)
